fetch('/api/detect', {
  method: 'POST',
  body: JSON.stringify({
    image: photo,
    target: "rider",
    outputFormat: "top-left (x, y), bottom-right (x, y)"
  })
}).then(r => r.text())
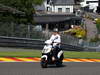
top-left (49, 28), bottom-right (61, 61)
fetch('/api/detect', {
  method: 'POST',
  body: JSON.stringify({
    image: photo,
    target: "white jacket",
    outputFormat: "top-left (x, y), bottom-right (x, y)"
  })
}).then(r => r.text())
top-left (49, 34), bottom-right (61, 47)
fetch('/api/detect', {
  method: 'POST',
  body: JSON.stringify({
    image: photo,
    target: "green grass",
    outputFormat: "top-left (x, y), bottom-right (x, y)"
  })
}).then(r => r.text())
top-left (0, 50), bottom-right (41, 58)
top-left (64, 51), bottom-right (100, 59)
top-left (0, 50), bottom-right (100, 59)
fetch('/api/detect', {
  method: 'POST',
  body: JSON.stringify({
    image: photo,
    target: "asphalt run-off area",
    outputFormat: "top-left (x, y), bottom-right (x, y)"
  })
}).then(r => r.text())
top-left (0, 62), bottom-right (100, 75)
top-left (0, 47), bottom-right (100, 75)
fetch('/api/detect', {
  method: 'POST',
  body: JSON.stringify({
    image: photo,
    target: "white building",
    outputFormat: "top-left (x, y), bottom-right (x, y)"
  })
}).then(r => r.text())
top-left (35, 0), bottom-right (75, 14)
top-left (80, 0), bottom-right (98, 12)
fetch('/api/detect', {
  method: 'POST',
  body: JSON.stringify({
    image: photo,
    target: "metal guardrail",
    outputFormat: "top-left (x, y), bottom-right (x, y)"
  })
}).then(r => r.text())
top-left (0, 36), bottom-right (44, 49)
top-left (0, 36), bottom-right (85, 51)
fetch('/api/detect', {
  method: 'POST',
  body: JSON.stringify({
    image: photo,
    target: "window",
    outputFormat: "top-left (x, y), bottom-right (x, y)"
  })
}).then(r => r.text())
top-left (58, 8), bottom-right (62, 13)
top-left (66, 8), bottom-right (70, 13)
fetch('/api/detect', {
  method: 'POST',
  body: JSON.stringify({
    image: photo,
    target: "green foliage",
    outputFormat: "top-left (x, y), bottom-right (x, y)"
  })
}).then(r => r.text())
top-left (0, 0), bottom-right (44, 24)
top-left (96, 18), bottom-right (100, 33)
top-left (0, 0), bottom-right (44, 38)
top-left (90, 35), bottom-right (100, 42)
top-left (64, 27), bottom-right (86, 39)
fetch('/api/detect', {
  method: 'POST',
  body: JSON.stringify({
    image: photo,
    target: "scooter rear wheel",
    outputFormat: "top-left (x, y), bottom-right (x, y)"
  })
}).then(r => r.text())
top-left (41, 58), bottom-right (47, 68)
top-left (55, 61), bottom-right (62, 67)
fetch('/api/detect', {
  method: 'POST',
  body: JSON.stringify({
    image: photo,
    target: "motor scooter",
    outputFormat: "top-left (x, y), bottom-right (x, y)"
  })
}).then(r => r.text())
top-left (41, 40), bottom-right (64, 68)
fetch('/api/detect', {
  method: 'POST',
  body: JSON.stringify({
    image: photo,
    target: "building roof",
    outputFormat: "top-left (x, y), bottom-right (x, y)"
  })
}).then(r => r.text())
top-left (35, 4), bottom-right (45, 11)
top-left (35, 0), bottom-right (75, 11)
top-left (0, 4), bottom-right (25, 15)
top-left (34, 14), bottom-right (81, 24)
top-left (52, 0), bottom-right (75, 5)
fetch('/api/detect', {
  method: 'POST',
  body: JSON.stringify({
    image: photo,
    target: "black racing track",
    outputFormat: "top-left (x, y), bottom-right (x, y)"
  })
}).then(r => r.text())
top-left (0, 62), bottom-right (100, 75)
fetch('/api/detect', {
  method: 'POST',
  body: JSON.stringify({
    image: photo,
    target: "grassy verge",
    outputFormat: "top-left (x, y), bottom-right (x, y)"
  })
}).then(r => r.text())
top-left (0, 50), bottom-right (100, 59)
top-left (0, 50), bottom-right (41, 58)
top-left (64, 51), bottom-right (100, 59)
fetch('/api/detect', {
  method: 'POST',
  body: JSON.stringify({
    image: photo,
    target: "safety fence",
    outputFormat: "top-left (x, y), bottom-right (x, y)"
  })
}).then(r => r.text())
top-left (0, 36), bottom-right (44, 49)
top-left (0, 36), bottom-right (100, 51)
top-left (0, 22), bottom-right (99, 51)
top-left (0, 36), bottom-right (85, 51)
top-left (0, 22), bottom-right (99, 47)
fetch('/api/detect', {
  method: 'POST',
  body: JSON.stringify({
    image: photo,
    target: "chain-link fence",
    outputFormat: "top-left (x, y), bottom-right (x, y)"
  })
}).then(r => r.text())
top-left (62, 34), bottom-right (100, 47)
top-left (61, 34), bottom-right (79, 46)
top-left (0, 22), bottom-right (46, 39)
top-left (0, 22), bottom-right (100, 51)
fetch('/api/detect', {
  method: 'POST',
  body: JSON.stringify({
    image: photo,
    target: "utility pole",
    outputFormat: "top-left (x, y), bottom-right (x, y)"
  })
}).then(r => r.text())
top-left (97, 0), bottom-right (100, 13)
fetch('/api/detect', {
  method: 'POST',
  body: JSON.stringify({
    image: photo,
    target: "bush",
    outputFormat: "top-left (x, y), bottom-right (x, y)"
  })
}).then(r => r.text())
top-left (90, 35), bottom-right (100, 42)
top-left (95, 18), bottom-right (100, 33)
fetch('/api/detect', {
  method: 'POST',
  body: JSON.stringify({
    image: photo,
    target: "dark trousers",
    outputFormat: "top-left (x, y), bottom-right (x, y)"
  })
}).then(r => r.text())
top-left (52, 46), bottom-right (61, 60)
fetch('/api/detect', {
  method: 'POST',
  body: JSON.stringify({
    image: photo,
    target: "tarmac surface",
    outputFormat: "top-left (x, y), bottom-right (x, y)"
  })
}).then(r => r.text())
top-left (0, 62), bottom-right (100, 75)
top-left (84, 18), bottom-right (98, 40)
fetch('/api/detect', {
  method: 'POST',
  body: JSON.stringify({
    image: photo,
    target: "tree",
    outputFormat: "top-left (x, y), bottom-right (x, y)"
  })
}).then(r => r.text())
top-left (0, 0), bottom-right (44, 24)
top-left (0, 0), bottom-right (44, 38)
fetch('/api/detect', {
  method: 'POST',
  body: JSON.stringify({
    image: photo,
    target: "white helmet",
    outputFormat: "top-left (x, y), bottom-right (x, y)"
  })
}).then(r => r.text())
top-left (53, 28), bottom-right (58, 32)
